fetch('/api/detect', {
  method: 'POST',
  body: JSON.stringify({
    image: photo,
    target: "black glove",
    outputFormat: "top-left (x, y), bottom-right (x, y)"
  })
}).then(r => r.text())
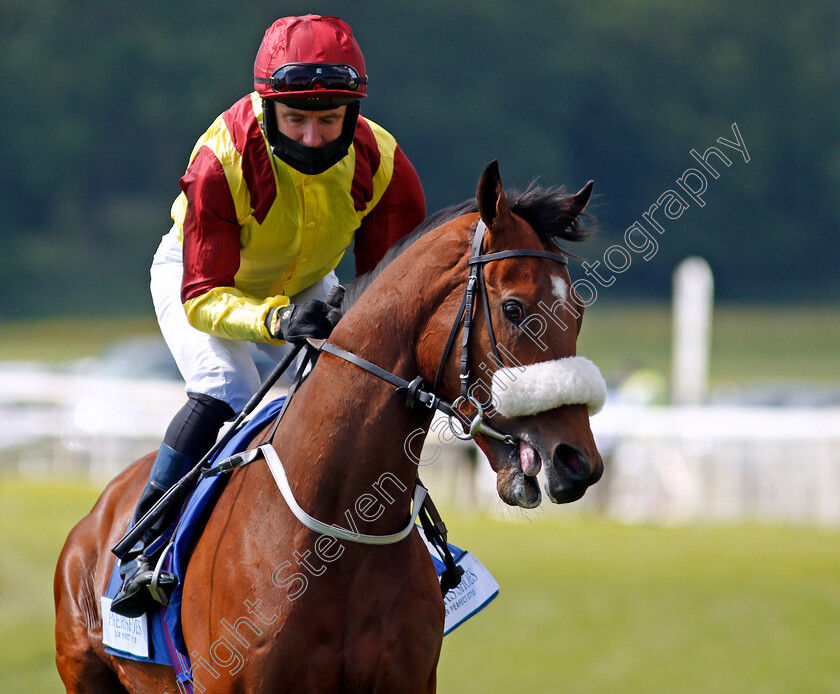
top-left (267, 299), bottom-right (339, 344)
top-left (324, 284), bottom-right (346, 312)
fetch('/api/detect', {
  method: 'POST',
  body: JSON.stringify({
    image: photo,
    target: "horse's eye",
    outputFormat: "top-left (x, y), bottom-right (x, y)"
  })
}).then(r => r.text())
top-left (503, 300), bottom-right (526, 323)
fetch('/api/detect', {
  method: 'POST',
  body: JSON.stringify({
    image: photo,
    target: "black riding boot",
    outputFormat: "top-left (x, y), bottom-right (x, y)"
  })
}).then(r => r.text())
top-left (111, 393), bottom-right (234, 618)
top-left (110, 443), bottom-right (192, 617)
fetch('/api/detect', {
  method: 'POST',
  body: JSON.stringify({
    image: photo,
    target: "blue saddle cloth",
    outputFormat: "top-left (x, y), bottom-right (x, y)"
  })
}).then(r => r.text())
top-left (104, 396), bottom-right (497, 686)
top-left (104, 397), bottom-right (289, 685)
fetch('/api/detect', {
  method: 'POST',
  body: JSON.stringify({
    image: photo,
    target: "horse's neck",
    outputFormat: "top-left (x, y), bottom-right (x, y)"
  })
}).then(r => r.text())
top-left (267, 227), bottom-right (465, 533)
top-left (270, 308), bottom-right (434, 534)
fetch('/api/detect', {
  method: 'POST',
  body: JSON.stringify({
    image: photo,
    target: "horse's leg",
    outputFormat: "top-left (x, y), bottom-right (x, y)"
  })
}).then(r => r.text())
top-left (55, 518), bottom-right (128, 693)
top-left (55, 454), bottom-right (181, 694)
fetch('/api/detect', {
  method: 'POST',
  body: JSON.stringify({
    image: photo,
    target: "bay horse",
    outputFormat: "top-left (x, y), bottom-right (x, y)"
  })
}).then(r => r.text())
top-left (55, 162), bottom-right (604, 693)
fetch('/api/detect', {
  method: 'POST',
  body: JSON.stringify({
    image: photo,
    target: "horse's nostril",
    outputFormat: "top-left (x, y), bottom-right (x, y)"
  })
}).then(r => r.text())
top-left (553, 444), bottom-right (591, 481)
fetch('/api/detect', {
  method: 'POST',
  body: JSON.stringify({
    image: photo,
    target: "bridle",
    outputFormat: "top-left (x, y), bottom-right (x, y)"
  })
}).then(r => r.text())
top-left (195, 216), bottom-right (573, 574)
top-left (128, 217), bottom-right (576, 594)
top-left (306, 217), bottom-right (571, 445)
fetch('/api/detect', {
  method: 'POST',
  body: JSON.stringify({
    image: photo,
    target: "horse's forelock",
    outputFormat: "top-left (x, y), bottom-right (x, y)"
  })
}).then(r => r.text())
top-left (341, 186), bottom-right (595, 312)
top-left (511, 183), bottom-right (597, 246)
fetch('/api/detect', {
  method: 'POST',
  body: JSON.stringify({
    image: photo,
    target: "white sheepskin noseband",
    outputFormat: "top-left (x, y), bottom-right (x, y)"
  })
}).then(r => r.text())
top-left (491, 356), bottom-right (607, 417)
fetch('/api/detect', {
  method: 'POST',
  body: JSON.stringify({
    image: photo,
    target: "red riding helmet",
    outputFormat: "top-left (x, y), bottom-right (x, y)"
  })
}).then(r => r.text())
top-left (254, 15), bottom-right (368, 104)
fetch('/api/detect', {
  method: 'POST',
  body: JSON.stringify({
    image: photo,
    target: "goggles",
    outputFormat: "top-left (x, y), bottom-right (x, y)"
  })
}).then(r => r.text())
top-left (256, 63), bottom-right (367, 93)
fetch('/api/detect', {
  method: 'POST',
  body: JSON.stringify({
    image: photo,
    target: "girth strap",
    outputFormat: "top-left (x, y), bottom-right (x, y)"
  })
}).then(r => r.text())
top-left (417, 486), bottom-right (464, 595)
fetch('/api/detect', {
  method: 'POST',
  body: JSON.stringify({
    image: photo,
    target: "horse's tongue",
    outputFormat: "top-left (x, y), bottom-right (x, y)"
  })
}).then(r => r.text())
top-left (520, 440), bottom-right (540, 477)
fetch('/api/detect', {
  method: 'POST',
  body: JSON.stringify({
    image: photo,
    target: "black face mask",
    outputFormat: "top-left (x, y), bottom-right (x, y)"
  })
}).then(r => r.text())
top-left (262, 100), bottom-right (361, 176)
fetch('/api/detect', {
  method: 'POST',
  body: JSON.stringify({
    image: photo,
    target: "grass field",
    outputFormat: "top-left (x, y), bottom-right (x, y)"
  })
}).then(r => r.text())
top-left (1, 306), bottom-right (838, 691)
top-left (2, 477), bottom-right (839, 693)
top-left (0, 478), bottom-right (101, 693)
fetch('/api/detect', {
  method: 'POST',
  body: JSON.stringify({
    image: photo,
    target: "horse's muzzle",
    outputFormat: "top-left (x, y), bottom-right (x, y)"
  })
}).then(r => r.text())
top-left (544, 443), bottom-right (603, 504)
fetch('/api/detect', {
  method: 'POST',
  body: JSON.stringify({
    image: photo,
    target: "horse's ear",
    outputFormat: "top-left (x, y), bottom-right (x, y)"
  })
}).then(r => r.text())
top-left (567, 180), bottom-right (594, 219)
top-left (476, 160), bottom-right (511, 229)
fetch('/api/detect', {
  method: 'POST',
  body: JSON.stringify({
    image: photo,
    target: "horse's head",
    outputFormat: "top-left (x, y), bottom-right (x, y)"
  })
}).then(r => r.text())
top-left (422, 161), bottom-right (604, 509)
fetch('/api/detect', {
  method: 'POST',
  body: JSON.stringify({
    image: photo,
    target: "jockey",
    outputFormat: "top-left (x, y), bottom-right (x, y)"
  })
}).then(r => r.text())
top-left (111, 14), bottom-right (426, 617)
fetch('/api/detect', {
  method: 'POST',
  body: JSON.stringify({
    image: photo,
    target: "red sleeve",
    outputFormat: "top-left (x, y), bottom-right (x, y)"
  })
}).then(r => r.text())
top-left (179, 146), bottom-right (242, 303)
top-left (353, 146), bottom-right (426, 276)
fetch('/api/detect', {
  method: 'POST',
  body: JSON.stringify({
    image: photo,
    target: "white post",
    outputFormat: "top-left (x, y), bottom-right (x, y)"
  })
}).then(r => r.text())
top-left (672, 257), bottom-right (714, 404)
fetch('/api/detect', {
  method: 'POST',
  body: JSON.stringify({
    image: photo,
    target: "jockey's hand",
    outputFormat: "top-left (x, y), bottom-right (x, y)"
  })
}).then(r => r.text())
top-left (324, 284), bottom-right (346, 311)
top-left (267, 299), bottom-right (339, 344)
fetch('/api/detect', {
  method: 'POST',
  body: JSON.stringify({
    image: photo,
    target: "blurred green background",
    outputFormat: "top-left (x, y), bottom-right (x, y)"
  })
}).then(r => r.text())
top-left (3, 0), bottom-right (840, 317)
top-left (2, 1), bottom-right (839, 692)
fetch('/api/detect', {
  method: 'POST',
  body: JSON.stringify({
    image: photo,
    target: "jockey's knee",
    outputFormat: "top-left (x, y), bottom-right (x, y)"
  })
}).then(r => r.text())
top-left (163, 393), bottom-right (235, 462)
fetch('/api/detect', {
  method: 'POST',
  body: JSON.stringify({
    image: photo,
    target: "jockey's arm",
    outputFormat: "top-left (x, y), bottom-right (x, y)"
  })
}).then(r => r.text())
top-left (177, 146), bottom-right (288, 344)
top-left (353, 145), bottom-right (426, 276)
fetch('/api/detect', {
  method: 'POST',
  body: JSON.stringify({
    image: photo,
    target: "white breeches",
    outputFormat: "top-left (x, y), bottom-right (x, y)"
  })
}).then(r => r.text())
top-left (150, 228), bottom-right (337, 413)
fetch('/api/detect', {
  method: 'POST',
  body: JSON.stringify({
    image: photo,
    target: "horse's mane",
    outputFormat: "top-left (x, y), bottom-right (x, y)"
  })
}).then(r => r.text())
top-left (341, 185), bottom-right (596, 311)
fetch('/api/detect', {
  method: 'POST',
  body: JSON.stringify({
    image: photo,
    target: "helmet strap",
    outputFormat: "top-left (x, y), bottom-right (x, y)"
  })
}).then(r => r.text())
top-left (261, 99), bottom-right (361, 176)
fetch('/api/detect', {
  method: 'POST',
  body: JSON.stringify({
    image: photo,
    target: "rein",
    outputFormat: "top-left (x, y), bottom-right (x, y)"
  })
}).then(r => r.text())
top-left (308, 218), bottom-right (571, 446)
top-left (304, 337), bottom-right (516, 446)
top-left (203, 218), bottom-right (570, 550)
top-left (194, 218), bottom-right (572, 583)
